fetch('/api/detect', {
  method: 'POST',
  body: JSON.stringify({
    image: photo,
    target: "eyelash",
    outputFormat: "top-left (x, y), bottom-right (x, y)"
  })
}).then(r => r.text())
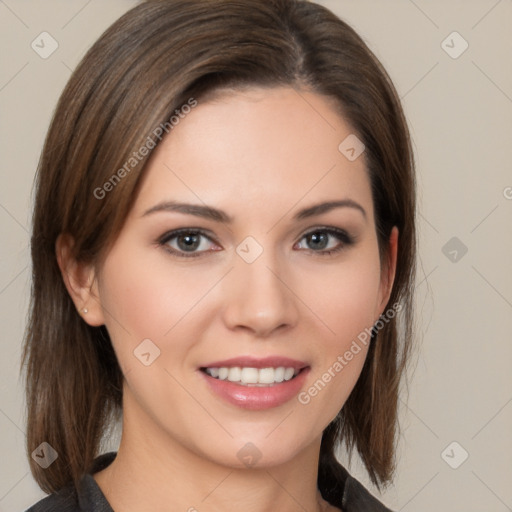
top-left (157, 226), bottom-right (354, 259)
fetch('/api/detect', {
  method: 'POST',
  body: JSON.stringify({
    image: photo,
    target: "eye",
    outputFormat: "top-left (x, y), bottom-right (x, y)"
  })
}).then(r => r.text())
top-left (158, 226), bottom-right (354, 259)
top-left (158, 228), bottom-right (219, 258)
top-left (295, 227), bottom-right (354, 255)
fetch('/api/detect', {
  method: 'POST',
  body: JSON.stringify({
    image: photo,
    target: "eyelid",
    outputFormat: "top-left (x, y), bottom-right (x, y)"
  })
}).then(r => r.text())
top-left (157, 225), bottom-right (355, 258)
top-left (296, 226), bottom-right (355, 255)
top-left (157, 227), bottom-right (220, 258)
top-left (301, 225), bottom-right (353, 240)
top-left (158, 227), bottom-right (217, 243)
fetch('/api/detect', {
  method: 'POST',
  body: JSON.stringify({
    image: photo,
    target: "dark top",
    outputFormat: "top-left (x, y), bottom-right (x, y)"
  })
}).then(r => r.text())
top-left (25, 452), bottom-right (393, 511)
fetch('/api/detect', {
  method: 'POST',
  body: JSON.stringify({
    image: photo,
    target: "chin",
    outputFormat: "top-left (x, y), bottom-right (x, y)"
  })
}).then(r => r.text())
top-left (195, 433), bottom-right (315, 471)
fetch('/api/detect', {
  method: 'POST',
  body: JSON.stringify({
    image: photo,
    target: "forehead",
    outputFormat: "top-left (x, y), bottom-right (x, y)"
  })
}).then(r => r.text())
top-left (131, 86), bottom-right (373, 224)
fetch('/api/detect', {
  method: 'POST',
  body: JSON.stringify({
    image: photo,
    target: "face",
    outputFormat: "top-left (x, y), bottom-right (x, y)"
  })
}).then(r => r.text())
top-left (86, 86), bottom-right (396, 468)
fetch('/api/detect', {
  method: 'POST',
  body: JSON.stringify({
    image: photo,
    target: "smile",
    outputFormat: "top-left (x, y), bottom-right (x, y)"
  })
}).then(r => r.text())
top-left (198, 357), bottom-right (310, 410)
top-left (201, 366), bottom-right (300, 386)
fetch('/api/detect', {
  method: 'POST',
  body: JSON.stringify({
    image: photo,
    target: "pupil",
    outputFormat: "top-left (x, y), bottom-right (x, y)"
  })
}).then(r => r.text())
top-left (309, 232), bottom-right (327, 250)
top-left (178, 233), bottom-right (199, 251)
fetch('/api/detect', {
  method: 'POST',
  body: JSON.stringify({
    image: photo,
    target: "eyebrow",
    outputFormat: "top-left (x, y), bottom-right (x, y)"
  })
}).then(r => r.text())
top-left (141, 199), bottom-right (367, 222)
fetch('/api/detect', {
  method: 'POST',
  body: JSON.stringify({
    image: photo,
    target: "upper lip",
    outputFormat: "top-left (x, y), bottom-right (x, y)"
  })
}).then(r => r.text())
top-left (200, 356), bottom-right (309, 371)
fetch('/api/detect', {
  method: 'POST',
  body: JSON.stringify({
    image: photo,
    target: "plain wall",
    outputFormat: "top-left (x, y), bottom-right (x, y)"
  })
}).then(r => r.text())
top-left (0, 1), bottom-right (511, 510)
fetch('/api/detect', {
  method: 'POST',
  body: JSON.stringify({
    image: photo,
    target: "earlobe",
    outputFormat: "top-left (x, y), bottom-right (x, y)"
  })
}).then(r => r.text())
top-left (55, 234), bottom-right (105, 326)
top-left (378, 226), bottom-right (399, 314)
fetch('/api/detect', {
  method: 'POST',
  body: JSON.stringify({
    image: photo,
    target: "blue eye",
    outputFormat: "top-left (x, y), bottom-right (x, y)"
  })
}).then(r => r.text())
top-left (158, 226), bottom-right (354, 258)
top-left (159, 229), bottom-right (218, 258)
top-left (296, 227), bottom-right (353, 255)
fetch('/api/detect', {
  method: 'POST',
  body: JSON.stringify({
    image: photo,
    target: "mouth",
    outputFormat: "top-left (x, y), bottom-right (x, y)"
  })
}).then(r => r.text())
top-left (199, 366), bottom-right (305, 386)
top-left (197, 356), bottom-right (310, 410)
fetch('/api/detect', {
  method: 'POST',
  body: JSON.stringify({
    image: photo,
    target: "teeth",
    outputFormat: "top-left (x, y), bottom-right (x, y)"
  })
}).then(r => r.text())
top-left (208, 367), bottom-right (220, 378)
top-left (260, 367), bottom-right (279, 384)
top-left (283, 367), bottom-right (295, 380)
top-left (241, 367), bottom-right (259, 384)
top-left (205, 366), bottom-right (299, 386)
top-left (274, 367), bottom-right (285, 382)
top-left (227, 367), bottom-right (241, 382)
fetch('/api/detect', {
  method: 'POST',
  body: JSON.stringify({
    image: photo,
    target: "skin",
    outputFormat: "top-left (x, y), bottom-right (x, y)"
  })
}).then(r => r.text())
top-left (58, 86), bottom-right (398, 512)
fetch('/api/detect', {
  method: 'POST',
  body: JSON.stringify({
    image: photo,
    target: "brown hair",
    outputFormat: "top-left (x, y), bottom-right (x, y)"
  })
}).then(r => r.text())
top-left (22, 0), bottom-right (416, 499)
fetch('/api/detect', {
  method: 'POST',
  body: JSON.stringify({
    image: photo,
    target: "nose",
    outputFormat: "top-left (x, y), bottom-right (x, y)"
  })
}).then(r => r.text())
top-left (221, 250), bottom-right (299, 338)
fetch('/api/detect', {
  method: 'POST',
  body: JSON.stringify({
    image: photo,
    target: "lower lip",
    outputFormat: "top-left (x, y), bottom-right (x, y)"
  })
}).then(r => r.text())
top-left (199, 368), bottom-right (310, 411)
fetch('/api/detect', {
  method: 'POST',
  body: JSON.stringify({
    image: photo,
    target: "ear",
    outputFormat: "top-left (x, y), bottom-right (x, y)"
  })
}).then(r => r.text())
top-left (376, 226), bottom-right (399, 316)
top-left (55, 233), bottom-right (105, 326)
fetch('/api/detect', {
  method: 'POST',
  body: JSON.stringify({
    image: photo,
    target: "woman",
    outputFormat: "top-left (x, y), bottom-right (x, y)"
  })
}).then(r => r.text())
top-left (22, 0), bottom-right (416, 510)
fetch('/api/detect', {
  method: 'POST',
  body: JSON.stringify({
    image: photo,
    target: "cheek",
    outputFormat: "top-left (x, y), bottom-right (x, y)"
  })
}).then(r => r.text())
top-left (301, 249), bottom-right (383, 348)
top-left (97, 245), bottom-right (221, 347)
top-left (294, 247), bottom-right (381, 411)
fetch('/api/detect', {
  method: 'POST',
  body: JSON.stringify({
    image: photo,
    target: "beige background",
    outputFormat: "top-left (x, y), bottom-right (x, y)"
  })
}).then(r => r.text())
top-left (1, 0), bottom-right (511, 510)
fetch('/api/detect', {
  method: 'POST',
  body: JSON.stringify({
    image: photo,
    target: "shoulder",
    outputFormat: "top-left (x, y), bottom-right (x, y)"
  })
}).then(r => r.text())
top-left (25, 452), bottom-right (116, 512)
top-left (25, 487), bottom-right (78, 512)
top-left (341, 471), bottom-right (394, 512)
top-left (321, 461), bottom-right (394, 512)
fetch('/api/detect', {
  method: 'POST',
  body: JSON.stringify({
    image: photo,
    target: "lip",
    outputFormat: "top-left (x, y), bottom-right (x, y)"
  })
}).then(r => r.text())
top-left (199, 356), bottom-right (308, 371)
top-left (198, 358), bottom-right (310, 411)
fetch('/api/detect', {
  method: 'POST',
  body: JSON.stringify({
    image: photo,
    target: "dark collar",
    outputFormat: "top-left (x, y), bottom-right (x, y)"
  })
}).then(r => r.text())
top-left (28, 451), bottom-right (393, 511)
